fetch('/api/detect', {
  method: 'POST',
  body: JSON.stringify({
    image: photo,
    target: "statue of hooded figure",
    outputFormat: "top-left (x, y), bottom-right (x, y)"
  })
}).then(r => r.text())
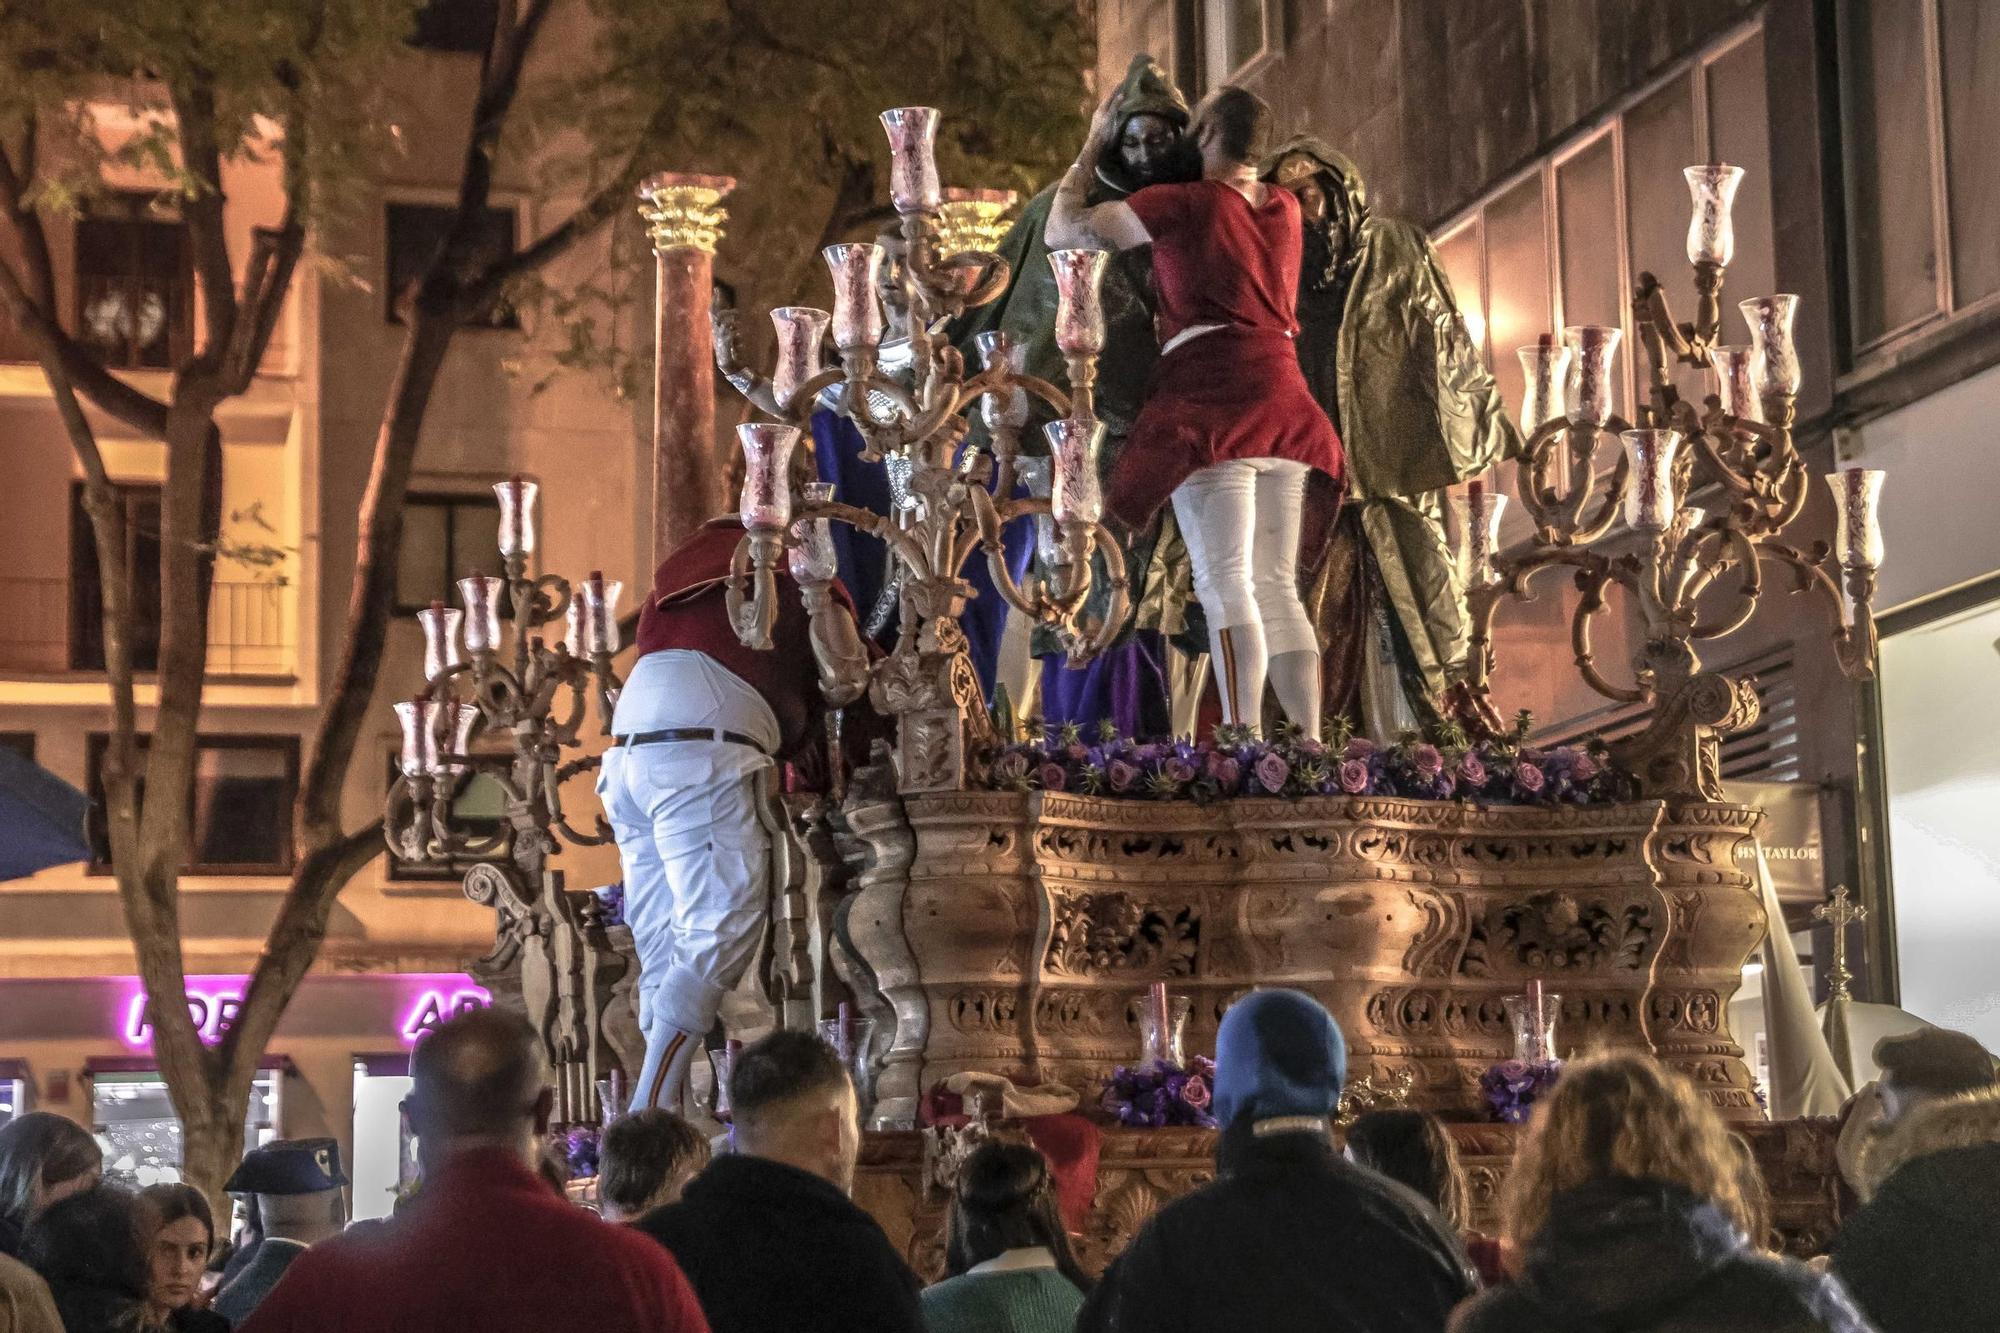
top-left (951, 53), bottom-right (1205, 739)
top-left (1262, 137), bottom-right (1522, 736)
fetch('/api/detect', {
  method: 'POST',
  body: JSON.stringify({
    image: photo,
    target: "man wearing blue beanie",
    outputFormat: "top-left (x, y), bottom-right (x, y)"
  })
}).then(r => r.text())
top-left (1077, 989), bottom-right (1476, 1332)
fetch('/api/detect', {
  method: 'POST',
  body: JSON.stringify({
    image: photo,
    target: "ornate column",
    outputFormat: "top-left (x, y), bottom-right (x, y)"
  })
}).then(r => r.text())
top-left (637, 173), bottom-right (736, 562)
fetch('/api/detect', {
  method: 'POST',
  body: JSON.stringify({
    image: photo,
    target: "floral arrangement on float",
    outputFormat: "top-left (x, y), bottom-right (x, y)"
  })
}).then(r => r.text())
top-left (1481, 982), bottom-right (1564, 1124)
top-left (987, 713), bottom-right (1631, 807)
top-left (1100, 984), bottom-right (1216, 1129)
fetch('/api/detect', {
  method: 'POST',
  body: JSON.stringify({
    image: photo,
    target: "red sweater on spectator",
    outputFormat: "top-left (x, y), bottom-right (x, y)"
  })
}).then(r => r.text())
top-left (236, 1149), bottom-right (708, 1333)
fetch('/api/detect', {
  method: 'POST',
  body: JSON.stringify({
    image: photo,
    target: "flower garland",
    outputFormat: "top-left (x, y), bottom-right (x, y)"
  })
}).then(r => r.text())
top-left (548, 1125), bottom-right (601, 1179)
top-left (1100, 1056), bottom-right (1218, 1129)
top-left (986, 715), bottom-right (1630, 807)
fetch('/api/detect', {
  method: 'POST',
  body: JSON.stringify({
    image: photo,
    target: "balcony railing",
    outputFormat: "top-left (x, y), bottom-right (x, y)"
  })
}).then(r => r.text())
top-left (0, 578), bottom-right (292, 677)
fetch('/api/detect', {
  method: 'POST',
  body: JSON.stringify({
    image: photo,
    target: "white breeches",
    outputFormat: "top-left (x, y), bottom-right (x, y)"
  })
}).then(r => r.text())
top-left (1170, 458), bottom-right (1317, 657)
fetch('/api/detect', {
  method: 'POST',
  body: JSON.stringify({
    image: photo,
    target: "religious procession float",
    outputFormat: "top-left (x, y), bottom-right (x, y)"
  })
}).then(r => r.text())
top-left (384, 68), bottom-right (1884, 1273)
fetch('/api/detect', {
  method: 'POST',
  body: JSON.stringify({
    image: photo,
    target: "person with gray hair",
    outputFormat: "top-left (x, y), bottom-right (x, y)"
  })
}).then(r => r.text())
top-left (235, 1009), bottom-right (708, 1333)
top-left (637, 1029), bottom-right (922, 1333)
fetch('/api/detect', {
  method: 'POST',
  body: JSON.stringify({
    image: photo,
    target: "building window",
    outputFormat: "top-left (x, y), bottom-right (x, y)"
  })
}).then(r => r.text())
top-left (385, 752), bottom-right (511, 881)
top-left (1838, 0), bottom-right (2000, 353)
top-left (396, 493), bottom-right (504, 614)
top-left (1431, 24), bottom-right (1775, 437)
top-left (73, 192), bottom-right (193, 370)
top-left (409, 0), bottom-right (498, 53)
top-left (384, 202), bottom-right (520, 328)
top-left (70, 482), bottom-right (164, 673)
top-left (87, 734), bottom-right (300, 875)
top-left (1201, 0), bottom-right (1272, 88)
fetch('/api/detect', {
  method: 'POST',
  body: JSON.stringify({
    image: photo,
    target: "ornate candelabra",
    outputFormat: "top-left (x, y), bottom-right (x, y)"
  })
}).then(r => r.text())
top-left (1460, 164), bottom-right (1885, 800)
top-left (383, 476), bottom-right (624, 1125)
top-left (709, 106), bottom-right (1129, 793)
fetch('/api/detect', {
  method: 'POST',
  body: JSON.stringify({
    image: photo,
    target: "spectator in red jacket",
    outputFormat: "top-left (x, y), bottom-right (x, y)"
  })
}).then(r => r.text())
top-left (237, 1009), bottom-right (708, 1333)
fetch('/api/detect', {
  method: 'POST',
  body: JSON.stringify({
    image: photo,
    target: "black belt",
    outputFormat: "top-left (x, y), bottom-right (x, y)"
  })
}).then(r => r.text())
top-left (615, 727), bottom-right (768, 755)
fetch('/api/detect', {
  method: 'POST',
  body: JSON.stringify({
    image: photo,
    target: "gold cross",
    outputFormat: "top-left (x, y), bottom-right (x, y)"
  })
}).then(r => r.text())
top-left (1812, 884), bottom-right (1868, 1001)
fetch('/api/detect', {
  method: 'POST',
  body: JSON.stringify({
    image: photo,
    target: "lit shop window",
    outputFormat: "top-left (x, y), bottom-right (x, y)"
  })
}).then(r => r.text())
top-left (90, 1068), bottom-right (280, 1188)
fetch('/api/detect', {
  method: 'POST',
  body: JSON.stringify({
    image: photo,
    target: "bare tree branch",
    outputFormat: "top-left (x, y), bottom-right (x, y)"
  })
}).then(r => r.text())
top-left (169, 79), bottom-right (240, 362)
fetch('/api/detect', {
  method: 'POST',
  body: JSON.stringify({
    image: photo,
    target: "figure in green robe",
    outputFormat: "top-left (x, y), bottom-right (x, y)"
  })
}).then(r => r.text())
top-left (1263, 137), bottom-right (1523, 736)
top-left (951, 54), bottom-right (1205, 728)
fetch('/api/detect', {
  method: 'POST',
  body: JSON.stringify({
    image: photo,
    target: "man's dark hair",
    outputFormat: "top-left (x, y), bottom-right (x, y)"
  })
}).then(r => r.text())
top-left (0, 1111), bottom-right (102, 1240)
top-left (410, 1007), bottom-right (547, 1140)
top-left (599, 1109), bottom-right (711, 1215)
top-left (727, 1030), bottom-right (849, 1127)
top-left (1876, 1026), bottom-right (1997, 1099)
top-left (1201, 86), bottom-right (1273, 166)
top-left (22, 1185), bottom-right (148, 1300)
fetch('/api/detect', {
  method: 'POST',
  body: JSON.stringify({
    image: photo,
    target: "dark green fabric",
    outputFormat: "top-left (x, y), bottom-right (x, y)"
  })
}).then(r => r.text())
top-left (921, 1266), bottom-right (1085, 1333)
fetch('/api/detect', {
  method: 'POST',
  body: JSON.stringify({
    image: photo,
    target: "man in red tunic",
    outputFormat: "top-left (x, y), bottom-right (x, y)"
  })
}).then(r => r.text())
top-left (597, 518), bottom-right (869, 1113)
top-left (1047, 86), bottom-right (1343, 738)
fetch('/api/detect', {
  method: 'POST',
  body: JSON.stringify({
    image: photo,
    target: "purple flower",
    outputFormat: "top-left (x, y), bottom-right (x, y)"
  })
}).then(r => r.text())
top-left (1254, 751), bottom-right (1290, 793)
top-left (1297, 738), bottom-right (1327, 758)
top-left (1107, 758), bottom-right (1141, 793)
top-left (1338, 758), bottom-right (1371, 794)
top-left (1458, 752), bottom-right (1488, 787)
top-left (1204, 751), bottom-right (1241, 787)
top-left (1037, 762), bottom-right (1068, 792)
top-left (1412, 744), bottom-right (1444, 778)
top-left (1161, 755), bottom-right (1198, 785)
top-left (1514, 760), bottom-right (1546, 794)
top-left (1343, 737), bottom-right (1378, 760)
top-left (1480, 1058), bottom-right (1563, 1123)
top-left (1570, 752), bottom-right (1600, 781)
top-left (1065, 743), bottom-right (1089, 761)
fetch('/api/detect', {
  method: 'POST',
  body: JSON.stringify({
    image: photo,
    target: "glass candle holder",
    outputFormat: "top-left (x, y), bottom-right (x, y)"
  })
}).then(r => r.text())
top-left (563, 597), bottom-right (586, 658)
top-left (822, 244), bottom-right (886, 351)
top-left (577, 572), bottom-right (623, 655)
top-left (1043, 418), bottom-right (1104, 525)
top-left (1827, 468), bottom-right (1886, 572)
top-left (1563, 325), bottom-right (1622, 428)
top-left (1621, 429), bottom-right (1683, 532)
top-left (819, 1011), bottom-right (878, 1117)
top-left (458, 575), bottom-right (506, 655)
top-left (788, 482), bottom-right (840, 584)
top-left (417, 602), bottom-right (464, 683)
top-left (1452, 488), bottom-right (1509, 587)
top-left (1684, 164), bottom-right (1745, 268)
top-left (737, 423), bottom-right (800, 530)
top-left (494, 476), bottom-right (538, 558)
top-left (1708, 345), bottom-right (1763, 423)
top-left (1013, 456), bottom-right (1060, 569)
top-left (394, 696), bottom-right (443, 777)
top-left (1517, 340), bottom-right (1573, 433)
top-left (443, 703), bottom-right (480, 775)
top-left (1138, 983), bottom-right (1191, 1067)
top-left (975, 330), bottom-right (1030, 432)
top-left (879, 107), bottom-right (942, 215)
top-left (1740, 295), bottom-right (1802, 399)
top-left (706, 1040), bottom-right (742, 1122)
top-left (770, 306), bottom-right (831, 414)
top-left (1048, 248), bottom-right (1108, 357)
top-left (1504, 990), bottom-right (1560, 1065)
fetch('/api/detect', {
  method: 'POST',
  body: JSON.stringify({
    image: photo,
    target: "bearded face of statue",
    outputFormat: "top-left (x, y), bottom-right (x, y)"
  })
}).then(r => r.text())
top-left (1115, 112), bottom-right (1198, 187)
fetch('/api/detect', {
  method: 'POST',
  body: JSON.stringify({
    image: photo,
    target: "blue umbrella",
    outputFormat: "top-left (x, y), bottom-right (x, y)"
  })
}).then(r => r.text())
top-left (0, 745), bottom-right (91, 881)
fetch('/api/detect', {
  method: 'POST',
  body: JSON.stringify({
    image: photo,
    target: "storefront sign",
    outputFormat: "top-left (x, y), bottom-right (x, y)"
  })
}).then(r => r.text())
top-left (115, 976), bottom-right (491, 1051)
top-left (399, 988), bottom-right (493, 1043)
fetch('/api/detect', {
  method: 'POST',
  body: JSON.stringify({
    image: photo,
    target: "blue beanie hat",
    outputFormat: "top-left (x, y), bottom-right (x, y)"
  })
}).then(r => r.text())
top-left (1212, 988), bottom-right (1348, 1128)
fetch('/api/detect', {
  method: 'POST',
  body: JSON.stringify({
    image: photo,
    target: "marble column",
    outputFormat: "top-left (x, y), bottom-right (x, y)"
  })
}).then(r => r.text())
top-left (636, 172), bottom-right (736, 564)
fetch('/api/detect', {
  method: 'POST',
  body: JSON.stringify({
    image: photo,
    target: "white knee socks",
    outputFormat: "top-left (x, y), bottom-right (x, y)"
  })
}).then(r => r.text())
top-left (1267, 648), bottom-right (1322, 739)
top-left (1211, 621), bottom-right (1269, 732)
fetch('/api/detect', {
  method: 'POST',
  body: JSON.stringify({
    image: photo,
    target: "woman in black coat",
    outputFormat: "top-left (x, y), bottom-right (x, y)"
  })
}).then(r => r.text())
top-left (1449, 1052), bottom-right (1874, 1333)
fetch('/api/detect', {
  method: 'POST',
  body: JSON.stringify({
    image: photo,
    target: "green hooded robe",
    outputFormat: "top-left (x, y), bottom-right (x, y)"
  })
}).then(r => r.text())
top-left (1265, 136), bottom-right (1524, 716)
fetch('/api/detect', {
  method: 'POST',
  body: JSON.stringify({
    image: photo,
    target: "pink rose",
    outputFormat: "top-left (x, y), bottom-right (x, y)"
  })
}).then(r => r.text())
top-left (1205, 752), bottom-right (1242, 788)
top-left (1343, 737), bottom-right (1378, 760)
top-left (1458, 753), bottom-right (1488, 787)
top-left (1180, 1073), bottom-right (1211, 1110)
top-left (1107, 759), bottom-right (1141, 792)
top-left (1038, 762), bottom-right (1068, 792)
top-left (1338, 758), bottom-right (1371, 794)
top-left (1571, 753), bottom-right (1599, 781)
top-left (1162, 756), bottom-right (1198, 785)
top-left (1412, 743), bottom-right (1444, 778)
top-left (992, 751), bottom-right (1030, 785)
top-left (1297, 738), bottom-right (1327, 758)
top-left (1254, 751), bottom-right (1290, 793)
top-left (1065, 743), bottom-right (1089, 761)
top-left (1514, 761), bottom-right (1546, 793)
